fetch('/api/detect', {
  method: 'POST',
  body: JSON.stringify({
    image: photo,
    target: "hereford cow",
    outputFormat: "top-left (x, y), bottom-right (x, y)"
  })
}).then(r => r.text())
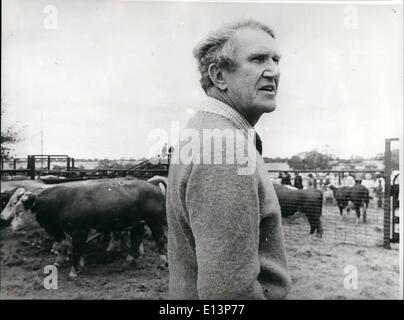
top-left (4, 178), bottom-right (167, 278)
top-left (273, 183), bottom-right (323, 237)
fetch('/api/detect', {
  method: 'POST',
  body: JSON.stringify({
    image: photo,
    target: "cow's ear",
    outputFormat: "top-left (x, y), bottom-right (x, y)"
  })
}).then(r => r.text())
top-left (15, 188), bottom-right (26, 200)
top-left (21, 192), bottom-right (37, 210)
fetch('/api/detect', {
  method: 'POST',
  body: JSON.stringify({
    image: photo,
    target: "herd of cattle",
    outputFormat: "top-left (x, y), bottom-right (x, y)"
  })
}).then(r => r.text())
top-left (0, 176), bottom-right (371, 278)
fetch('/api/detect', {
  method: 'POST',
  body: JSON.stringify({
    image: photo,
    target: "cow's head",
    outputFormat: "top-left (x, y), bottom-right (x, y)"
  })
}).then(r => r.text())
top-left (8, 192), bottom-right (38, 232)
top-left (1, 187), bottom-right (27, 221)
top-left (20, 192), bottom-right (38, 210)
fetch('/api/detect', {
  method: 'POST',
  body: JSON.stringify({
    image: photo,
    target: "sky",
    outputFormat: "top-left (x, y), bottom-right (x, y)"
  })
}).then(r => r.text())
top-left (1, 0), bottom-right (403, 160)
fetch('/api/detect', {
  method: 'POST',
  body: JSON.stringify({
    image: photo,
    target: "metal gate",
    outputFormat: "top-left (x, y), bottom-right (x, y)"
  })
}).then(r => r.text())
top-left (391, 179), bottom-right (399, 243)
top-left (384, 138), bottom-right (400, 248)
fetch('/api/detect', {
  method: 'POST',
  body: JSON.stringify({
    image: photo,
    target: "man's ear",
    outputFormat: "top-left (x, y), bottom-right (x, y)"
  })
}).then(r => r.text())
top-left (208, 63), bottom-right (228, 91)
top-left (21, 192), bottom-right (37, 210)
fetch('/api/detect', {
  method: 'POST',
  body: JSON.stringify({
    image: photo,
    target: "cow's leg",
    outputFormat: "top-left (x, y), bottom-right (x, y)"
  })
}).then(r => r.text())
top-left (363, 202), bottom-right (368, 223)
top-left (149, 223), bottom-right (168, 266)
top-left (106, 232), bottom-right (122, 253)
top-left (53, 239), bottom-right (71, 267)
top-left (338, 205), bottom-right (344, 220)
top-left (69, 229), bottom-right (89, 278)
top-left (317, 218), bottom-right (323, 238)
top-left (315, 199), bottom-right (324, 238)
top-left (355, 206), bottom-right (360, 225)
top-left (29, 231), bottom-right (42, 249)
top-left (51, 242), bottom-right (57, 254)
top-left (115, 230), bottom-right (132, 263)
top-left (312, 207), bottom-right (324, 238)
top-left (306, 210), bottom-right (322, 238)
top-left (129, 222), bottom-right (145, 262)
top-left (102, 232), bottom-right (111, 247)
top-left (43, 226), bottom-right (69, 267)
top-left (138, 242), bottom-right (145, 255)
top-left (308, 216), bottom-right (316, 235)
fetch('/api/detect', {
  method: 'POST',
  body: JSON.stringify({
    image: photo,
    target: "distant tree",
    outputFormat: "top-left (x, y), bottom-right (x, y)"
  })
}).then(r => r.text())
top-left (1, 106), bottom-right (22, 159)
top-left (96, 159), bottom-right (121, 170)
top-left (95, 159), bottom-right (136, 170)
top-left (374, 149), bottom-right (399, 171)
top-left (374, 153), bottom-right (384, 161)
top-left (287, 155), bottom-right (303, 170)
top-left (303, 151), bottom-right (332, 170)
top-left (287, 150), bottom-right (332, 170)
top-left (391, 149), bottom-right (399, 170)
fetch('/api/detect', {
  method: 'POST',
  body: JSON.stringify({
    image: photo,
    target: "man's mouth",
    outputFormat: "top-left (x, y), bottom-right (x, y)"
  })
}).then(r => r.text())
top-left (260, 83), bottom-right (276, 94)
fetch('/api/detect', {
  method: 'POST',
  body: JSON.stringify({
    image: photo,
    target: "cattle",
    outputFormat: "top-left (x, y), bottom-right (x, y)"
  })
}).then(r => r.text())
top-left (329, 186), bottom-right (351, 216)
top-left (329, 184), bottom-right (369, 224)
top-left (5, 177), bottom-right (168, 278)
top-left (1, 180), bottom-right (50, 229)
top-left (273, 183), bottom-right (323, 237)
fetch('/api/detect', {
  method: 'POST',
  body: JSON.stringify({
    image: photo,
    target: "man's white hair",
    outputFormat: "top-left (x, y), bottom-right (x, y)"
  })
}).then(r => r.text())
top-left (193, 19), bottom-right (276, 93)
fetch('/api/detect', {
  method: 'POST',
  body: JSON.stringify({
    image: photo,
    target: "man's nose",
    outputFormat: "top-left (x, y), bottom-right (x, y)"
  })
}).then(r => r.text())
top-left (262, 62), bottom-right (280, 78)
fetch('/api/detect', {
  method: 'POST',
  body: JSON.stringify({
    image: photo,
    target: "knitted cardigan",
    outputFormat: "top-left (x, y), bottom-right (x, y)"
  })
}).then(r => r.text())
top-left (166, 109), bottom-right (291, 300)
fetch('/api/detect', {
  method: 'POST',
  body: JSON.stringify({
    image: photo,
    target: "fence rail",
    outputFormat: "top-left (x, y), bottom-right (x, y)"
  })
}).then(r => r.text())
top-left (1, 168), bottom-right (169, 180)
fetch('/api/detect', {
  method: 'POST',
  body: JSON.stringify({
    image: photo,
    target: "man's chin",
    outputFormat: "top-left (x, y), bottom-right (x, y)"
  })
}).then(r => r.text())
top-left (263, 102), bottom-right (277, 113)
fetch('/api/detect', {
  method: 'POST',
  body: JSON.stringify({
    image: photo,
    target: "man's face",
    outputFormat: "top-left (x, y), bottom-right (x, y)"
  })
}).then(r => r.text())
top-left (221, 28), bottom-right (281, 122)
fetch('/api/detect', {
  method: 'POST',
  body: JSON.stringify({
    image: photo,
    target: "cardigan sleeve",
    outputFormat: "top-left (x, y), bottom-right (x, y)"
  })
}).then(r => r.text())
top-left (185, 163), bottom-right (265, 300)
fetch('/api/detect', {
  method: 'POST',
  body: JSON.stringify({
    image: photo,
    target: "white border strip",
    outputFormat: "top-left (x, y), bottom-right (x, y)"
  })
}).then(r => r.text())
top-left (119, 0), bottom-right (403, 4)
top-left (400, 102), bottom-right (404, 300)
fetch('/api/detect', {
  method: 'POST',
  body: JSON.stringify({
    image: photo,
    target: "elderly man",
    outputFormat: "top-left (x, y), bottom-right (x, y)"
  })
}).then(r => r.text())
top-left (166, 19), bottom-right (291, 300)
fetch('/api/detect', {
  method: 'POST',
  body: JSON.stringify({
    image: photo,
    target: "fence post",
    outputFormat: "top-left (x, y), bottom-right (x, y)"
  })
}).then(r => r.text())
top-left (28, 156), bottom-right (36, 180)
top-left (383, 139), bottom-right (392, 249)
top-left (47, 156), bottom-right (51, 170)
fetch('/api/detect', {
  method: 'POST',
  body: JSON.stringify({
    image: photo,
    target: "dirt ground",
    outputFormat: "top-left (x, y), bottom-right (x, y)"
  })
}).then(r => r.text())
top-left (284, 236), bottom-right (400, 299)
top-left (0, 204), bottom-right (400, 300)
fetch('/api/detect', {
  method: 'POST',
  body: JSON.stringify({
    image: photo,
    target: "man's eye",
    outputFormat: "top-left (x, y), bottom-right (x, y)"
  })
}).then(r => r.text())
top-left (273, 57), bottom-right (280, 64)
top-left (251, 56), bottom-right (265, 63)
